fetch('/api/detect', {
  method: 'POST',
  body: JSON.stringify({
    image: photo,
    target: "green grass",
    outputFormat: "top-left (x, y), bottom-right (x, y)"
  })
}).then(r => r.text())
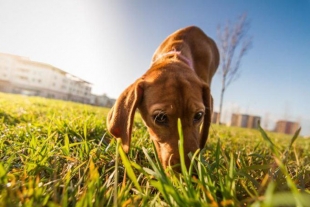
top-left (0, 92), bottom-right (309, 206)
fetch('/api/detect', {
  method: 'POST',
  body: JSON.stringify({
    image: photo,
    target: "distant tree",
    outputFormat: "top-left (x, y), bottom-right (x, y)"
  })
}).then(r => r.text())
top-left (216, 13), bottom-right (252, 124)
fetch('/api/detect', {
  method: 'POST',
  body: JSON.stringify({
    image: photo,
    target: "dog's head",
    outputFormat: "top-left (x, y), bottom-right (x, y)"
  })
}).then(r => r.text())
top-left (107, 62), bottom-right (212, 169)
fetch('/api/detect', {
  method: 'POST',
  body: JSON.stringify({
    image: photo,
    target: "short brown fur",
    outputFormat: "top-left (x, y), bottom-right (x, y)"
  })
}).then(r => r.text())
top-left (107, 26), bottom-right (219, 169)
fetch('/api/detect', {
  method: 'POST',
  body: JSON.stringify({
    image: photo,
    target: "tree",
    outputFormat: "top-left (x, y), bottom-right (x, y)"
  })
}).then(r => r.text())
top-left (216, 13), bottom-right (252, 124)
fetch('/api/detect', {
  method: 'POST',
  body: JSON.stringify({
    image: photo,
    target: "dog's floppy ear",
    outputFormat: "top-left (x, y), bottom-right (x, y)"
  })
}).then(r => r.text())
top-left (200, 84), bottom-right (213, 149)
top-left (107, 80), bottom-right (143, 153)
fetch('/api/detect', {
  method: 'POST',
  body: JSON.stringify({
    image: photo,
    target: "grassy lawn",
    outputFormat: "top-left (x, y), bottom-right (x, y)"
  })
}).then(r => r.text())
top-left (0, 92), bottom-right (309, 206)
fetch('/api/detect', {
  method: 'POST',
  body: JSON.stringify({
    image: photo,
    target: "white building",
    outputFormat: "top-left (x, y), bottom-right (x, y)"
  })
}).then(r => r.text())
top-left (0, 52), bottom-right (92, 104)
top-left (90, 94), bottom-right (115, 108)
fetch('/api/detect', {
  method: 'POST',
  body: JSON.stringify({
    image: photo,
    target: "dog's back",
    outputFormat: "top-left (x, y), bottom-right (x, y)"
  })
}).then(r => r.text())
top-left (152, 26), bottom-right (219, 86)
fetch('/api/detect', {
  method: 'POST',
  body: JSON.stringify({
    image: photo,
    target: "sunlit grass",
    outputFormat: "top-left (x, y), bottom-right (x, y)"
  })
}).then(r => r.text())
top-left (0, 92), bottom-right (309, 206)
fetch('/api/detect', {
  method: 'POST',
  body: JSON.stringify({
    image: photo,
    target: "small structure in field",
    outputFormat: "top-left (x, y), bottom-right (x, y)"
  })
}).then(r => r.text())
top-left (274, 120), bottom-right (300, 135)
top-left (230, 113), bottom-right (261, 129)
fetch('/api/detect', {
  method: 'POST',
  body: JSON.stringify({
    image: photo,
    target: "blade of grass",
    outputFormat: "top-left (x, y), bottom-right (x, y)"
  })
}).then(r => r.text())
top-left (177, 118), bottom-right (197, 200)
top-left (114, 138), bottom-right (120, 207)
top-left (142, 147), bottom-right (175, 206)
top-left (142, 147), bottom-right (166, 181)
top-left (257, 121), bottom-right (279, 156)
top-left (118, 141), bottom-right (142, 192)
top-left (177, 118), bottom-right (188, 177)
top-left (288, 127), bottom-right (301, 149)
top-left (151, 141), bottom-right (165, 173)
top-left (188, 149), bottom-right (200, 177)
top-left (282, 127), bottom-right (301, 164)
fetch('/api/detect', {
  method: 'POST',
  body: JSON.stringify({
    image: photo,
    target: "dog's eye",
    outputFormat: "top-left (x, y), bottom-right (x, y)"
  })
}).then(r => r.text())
top-left (193, 112), bottom-right (204, 123)
top-left (153, 112), bottom-right (168, 125)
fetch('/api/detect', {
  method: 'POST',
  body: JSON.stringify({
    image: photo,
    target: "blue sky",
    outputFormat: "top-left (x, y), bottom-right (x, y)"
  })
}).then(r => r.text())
top-left (0, 1), bottom-right (309, 135)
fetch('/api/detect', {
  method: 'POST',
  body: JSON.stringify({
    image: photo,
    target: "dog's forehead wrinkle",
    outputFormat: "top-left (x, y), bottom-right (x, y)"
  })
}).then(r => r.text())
top-left (149, 103), bottom-right (177, 116)
top-left (145, 76), bottom-right (204, 115)
top-left (146, 62), bottom-right (197, 79)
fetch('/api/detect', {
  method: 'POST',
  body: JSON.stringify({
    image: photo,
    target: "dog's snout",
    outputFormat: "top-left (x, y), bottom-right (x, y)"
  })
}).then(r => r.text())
top-left (152, 132), bottom-right (200, 170)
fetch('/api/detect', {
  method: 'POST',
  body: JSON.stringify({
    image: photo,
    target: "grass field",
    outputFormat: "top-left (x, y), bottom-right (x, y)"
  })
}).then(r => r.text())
top-left (0, 92), bottom-right (309, 207)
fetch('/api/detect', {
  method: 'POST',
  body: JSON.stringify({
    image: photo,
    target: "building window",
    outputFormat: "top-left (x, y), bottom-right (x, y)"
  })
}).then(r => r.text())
top-left (17, 68), bottom-right (29, 73)
top-left (18, 75), bottom-right (28, 80)
top-left (47, 94), bottom-right (55, 98)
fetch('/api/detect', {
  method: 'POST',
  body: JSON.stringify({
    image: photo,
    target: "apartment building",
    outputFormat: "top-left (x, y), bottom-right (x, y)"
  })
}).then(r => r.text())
top-left (0, 53), bottom-right (92, 104)
top-left (274, 120), bottom-right (300, 135)
top-left (90, 94), bottom-right (115, 108)
top-left (230, 113), bottom-right (261, 129)
top-left (211, 112), bottom-right (219, 124)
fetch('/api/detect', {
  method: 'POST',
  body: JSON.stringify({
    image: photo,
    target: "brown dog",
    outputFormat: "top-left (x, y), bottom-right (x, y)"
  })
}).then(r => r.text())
top-left (107, 26), bottom-right (219, 169)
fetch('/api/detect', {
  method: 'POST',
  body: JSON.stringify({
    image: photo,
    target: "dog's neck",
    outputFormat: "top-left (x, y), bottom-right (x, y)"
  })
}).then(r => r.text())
top-left (152, 50), bottom-right (193, 69)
